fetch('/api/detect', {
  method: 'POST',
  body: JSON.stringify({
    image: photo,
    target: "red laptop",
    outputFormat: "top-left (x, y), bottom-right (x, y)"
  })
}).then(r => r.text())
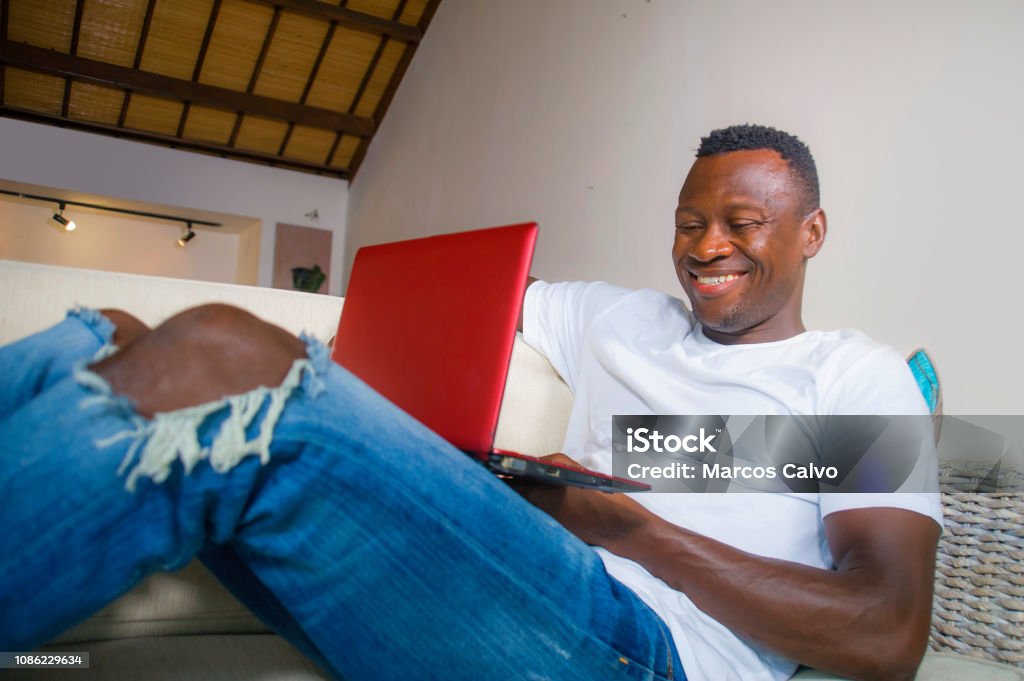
top-left (331, 223), bottom-right (649, 493)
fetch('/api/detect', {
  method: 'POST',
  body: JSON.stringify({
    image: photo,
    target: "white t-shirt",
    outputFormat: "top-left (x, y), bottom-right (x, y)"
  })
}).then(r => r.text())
top-left (522, 280), bottom-right (942, 681)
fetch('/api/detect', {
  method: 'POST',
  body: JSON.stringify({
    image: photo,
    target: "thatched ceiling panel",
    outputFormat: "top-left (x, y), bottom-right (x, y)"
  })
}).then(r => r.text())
top-left (67, 81), bottom-right (124, 125)
top-left (77, 0), bottom-right (148, 67)
top-left (252, 12), bottom-right (327, 103)
top-left (303, 26), bottom-right (378, 113)
top-left (346, 0), bottom-right (400, 22)
top-left (139, 0), bottom-right (215, 79)
top-left (123, 93), bottom-right (184, 135)
top-left (233, 114), bottom-right (288, 154)
top-left (353, 38), bottom-right (403, 118)
top-left (331, 134), bottom-right (361, 169)
top-left (8, 0), bottom-right (76, 51)
top-left (283, 123), bottom-right (334, 163)
top-left (399, 0), bottom-right (429, 26)
top-left (199, 0), bottom-right (274, 91)
top-left (182, 104), bottom-right (236, 144)
top-left (5, 68), bottom-right (65, 114)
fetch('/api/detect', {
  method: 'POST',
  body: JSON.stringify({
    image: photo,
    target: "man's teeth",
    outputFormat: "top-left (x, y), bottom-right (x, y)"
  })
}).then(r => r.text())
top-left (697, 274), bottom-right (740, 285)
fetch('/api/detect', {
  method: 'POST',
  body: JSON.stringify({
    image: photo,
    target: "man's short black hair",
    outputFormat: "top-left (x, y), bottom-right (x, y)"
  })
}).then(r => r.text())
top-left (696, 124), bottom-right (820, 213)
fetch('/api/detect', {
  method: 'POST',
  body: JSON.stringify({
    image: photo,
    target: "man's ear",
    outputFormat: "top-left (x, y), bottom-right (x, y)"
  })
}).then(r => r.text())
top-left (802, 208), bottom-right (827, 259)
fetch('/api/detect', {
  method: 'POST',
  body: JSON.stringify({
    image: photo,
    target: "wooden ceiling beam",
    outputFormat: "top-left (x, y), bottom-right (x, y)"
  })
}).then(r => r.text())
top-left (117, 0), bottom-right (157, 127)
top-left (61, 0), bottom-right (87, 118)
top-left (0, 39), bottom-right (375, 137)
top-left (227, 5), bottom-right (281, 147)
top-left (242, 0), bottom-right (420, 43)
top-left (176, 0), bottom-right (223, 138)
top-left (191, 0), bottom-right (222, 83)
top-left (0, 104), bottom-right (351, 178)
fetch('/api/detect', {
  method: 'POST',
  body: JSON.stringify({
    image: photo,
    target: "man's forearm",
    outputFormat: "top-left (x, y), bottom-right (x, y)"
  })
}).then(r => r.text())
top-left (515, 458), bottom-right (939, 681)
top-left (608, 513), bottom-right (935, 681)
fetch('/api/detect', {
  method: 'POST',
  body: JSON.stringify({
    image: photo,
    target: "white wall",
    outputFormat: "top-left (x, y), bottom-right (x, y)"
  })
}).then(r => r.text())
top-left (347, 0), bottom-right (1024, 414)
top-left (0, 118), bottom-right (349, 295)
top-left (0, 197), bottom-right (242, 283)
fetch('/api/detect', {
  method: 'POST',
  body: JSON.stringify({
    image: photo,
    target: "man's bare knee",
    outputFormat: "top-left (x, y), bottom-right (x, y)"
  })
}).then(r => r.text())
top-left (99, 309), bottom-right (150, 347)
top-left (154, 304), bottom-right (304, 357)
top-left (93, 304), bottom-right (306, 417)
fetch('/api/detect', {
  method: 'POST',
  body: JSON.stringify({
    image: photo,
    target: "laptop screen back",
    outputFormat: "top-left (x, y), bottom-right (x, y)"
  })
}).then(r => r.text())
top-left (331, 223), bottom-right (538, 453)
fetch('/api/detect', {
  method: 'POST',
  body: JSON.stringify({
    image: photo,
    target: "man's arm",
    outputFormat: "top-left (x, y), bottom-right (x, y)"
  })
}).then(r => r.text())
top-left (516, 457), bottom-right (940, 681)
top-left (517, 276), bottom-right (538, 333)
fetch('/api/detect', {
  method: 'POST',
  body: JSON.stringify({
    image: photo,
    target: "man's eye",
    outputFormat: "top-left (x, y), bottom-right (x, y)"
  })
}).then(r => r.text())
top-left (730, 220), bottom-right (763, 230)
top-left (675, 223), bottom-right (702, 232)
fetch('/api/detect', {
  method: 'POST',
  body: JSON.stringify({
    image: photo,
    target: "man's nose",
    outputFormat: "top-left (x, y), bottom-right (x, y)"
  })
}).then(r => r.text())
top-left (690, 223), bottom-right (734, 261)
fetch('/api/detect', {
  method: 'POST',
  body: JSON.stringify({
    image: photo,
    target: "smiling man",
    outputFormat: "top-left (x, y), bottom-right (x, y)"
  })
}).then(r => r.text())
top-left (518, 124), bottom-right (942, 681)
top-left (2, 125), bottom-right (939, 681)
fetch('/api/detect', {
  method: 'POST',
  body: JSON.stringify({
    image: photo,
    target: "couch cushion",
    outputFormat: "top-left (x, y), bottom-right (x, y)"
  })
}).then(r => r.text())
top-left (792, 652), bottom-right (1024, 680)
top-left (0, 259), bottom-right (344, 345)
top-left (494, 334), bottom-right (573, 456)
top-left (52, 561), bottom-right (269, 644)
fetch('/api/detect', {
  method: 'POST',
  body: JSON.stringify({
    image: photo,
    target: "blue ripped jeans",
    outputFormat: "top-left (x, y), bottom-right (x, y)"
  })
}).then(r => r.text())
top-left (0, 309), bottom-right (683, 681)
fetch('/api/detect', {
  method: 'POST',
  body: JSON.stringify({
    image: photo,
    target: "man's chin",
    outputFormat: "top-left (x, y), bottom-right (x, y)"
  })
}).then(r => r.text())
top-left (682, 287), bottom-right (745, 332)
top-left (692, 308), bottom-right (748, 335)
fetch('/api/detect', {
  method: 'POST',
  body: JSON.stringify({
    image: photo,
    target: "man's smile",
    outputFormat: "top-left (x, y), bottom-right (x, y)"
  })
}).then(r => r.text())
top-left (687, 270), bottom-right (748, 296)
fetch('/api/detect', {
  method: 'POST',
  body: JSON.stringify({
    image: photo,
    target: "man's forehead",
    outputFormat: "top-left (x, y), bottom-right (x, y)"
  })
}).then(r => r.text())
top-left (678, 149), bottom-right (795, 207)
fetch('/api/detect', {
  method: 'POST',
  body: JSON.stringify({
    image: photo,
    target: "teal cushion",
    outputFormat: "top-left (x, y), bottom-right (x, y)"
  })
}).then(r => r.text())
top-left (907, 348), bottom-right (941, 414)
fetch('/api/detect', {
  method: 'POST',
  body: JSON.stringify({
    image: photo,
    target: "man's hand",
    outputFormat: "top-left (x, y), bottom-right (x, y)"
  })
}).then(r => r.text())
top-left (509, 453), bottom-right (656, 549)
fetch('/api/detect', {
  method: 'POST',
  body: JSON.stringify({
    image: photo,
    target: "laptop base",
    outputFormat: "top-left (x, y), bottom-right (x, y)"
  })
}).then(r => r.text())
top-left (486, 450), bottom-right (649, 493)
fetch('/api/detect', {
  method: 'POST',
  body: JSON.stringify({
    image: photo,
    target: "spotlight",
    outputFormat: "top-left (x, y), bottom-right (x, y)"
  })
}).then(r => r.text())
top-left (177, 224), bottom-right (197, 247)
top-left (53, 203), bottom-right (76, 231)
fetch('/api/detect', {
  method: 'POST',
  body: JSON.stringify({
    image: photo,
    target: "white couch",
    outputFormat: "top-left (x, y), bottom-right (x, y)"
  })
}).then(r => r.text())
top-left (1, 259), bottom-right (1019, 681)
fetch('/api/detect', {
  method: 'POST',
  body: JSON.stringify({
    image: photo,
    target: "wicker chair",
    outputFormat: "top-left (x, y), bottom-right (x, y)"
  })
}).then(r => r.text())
top-left (930, 461), bottom-right (1024, 667)
top-left (906, 350), bottom-right (1023, 669)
